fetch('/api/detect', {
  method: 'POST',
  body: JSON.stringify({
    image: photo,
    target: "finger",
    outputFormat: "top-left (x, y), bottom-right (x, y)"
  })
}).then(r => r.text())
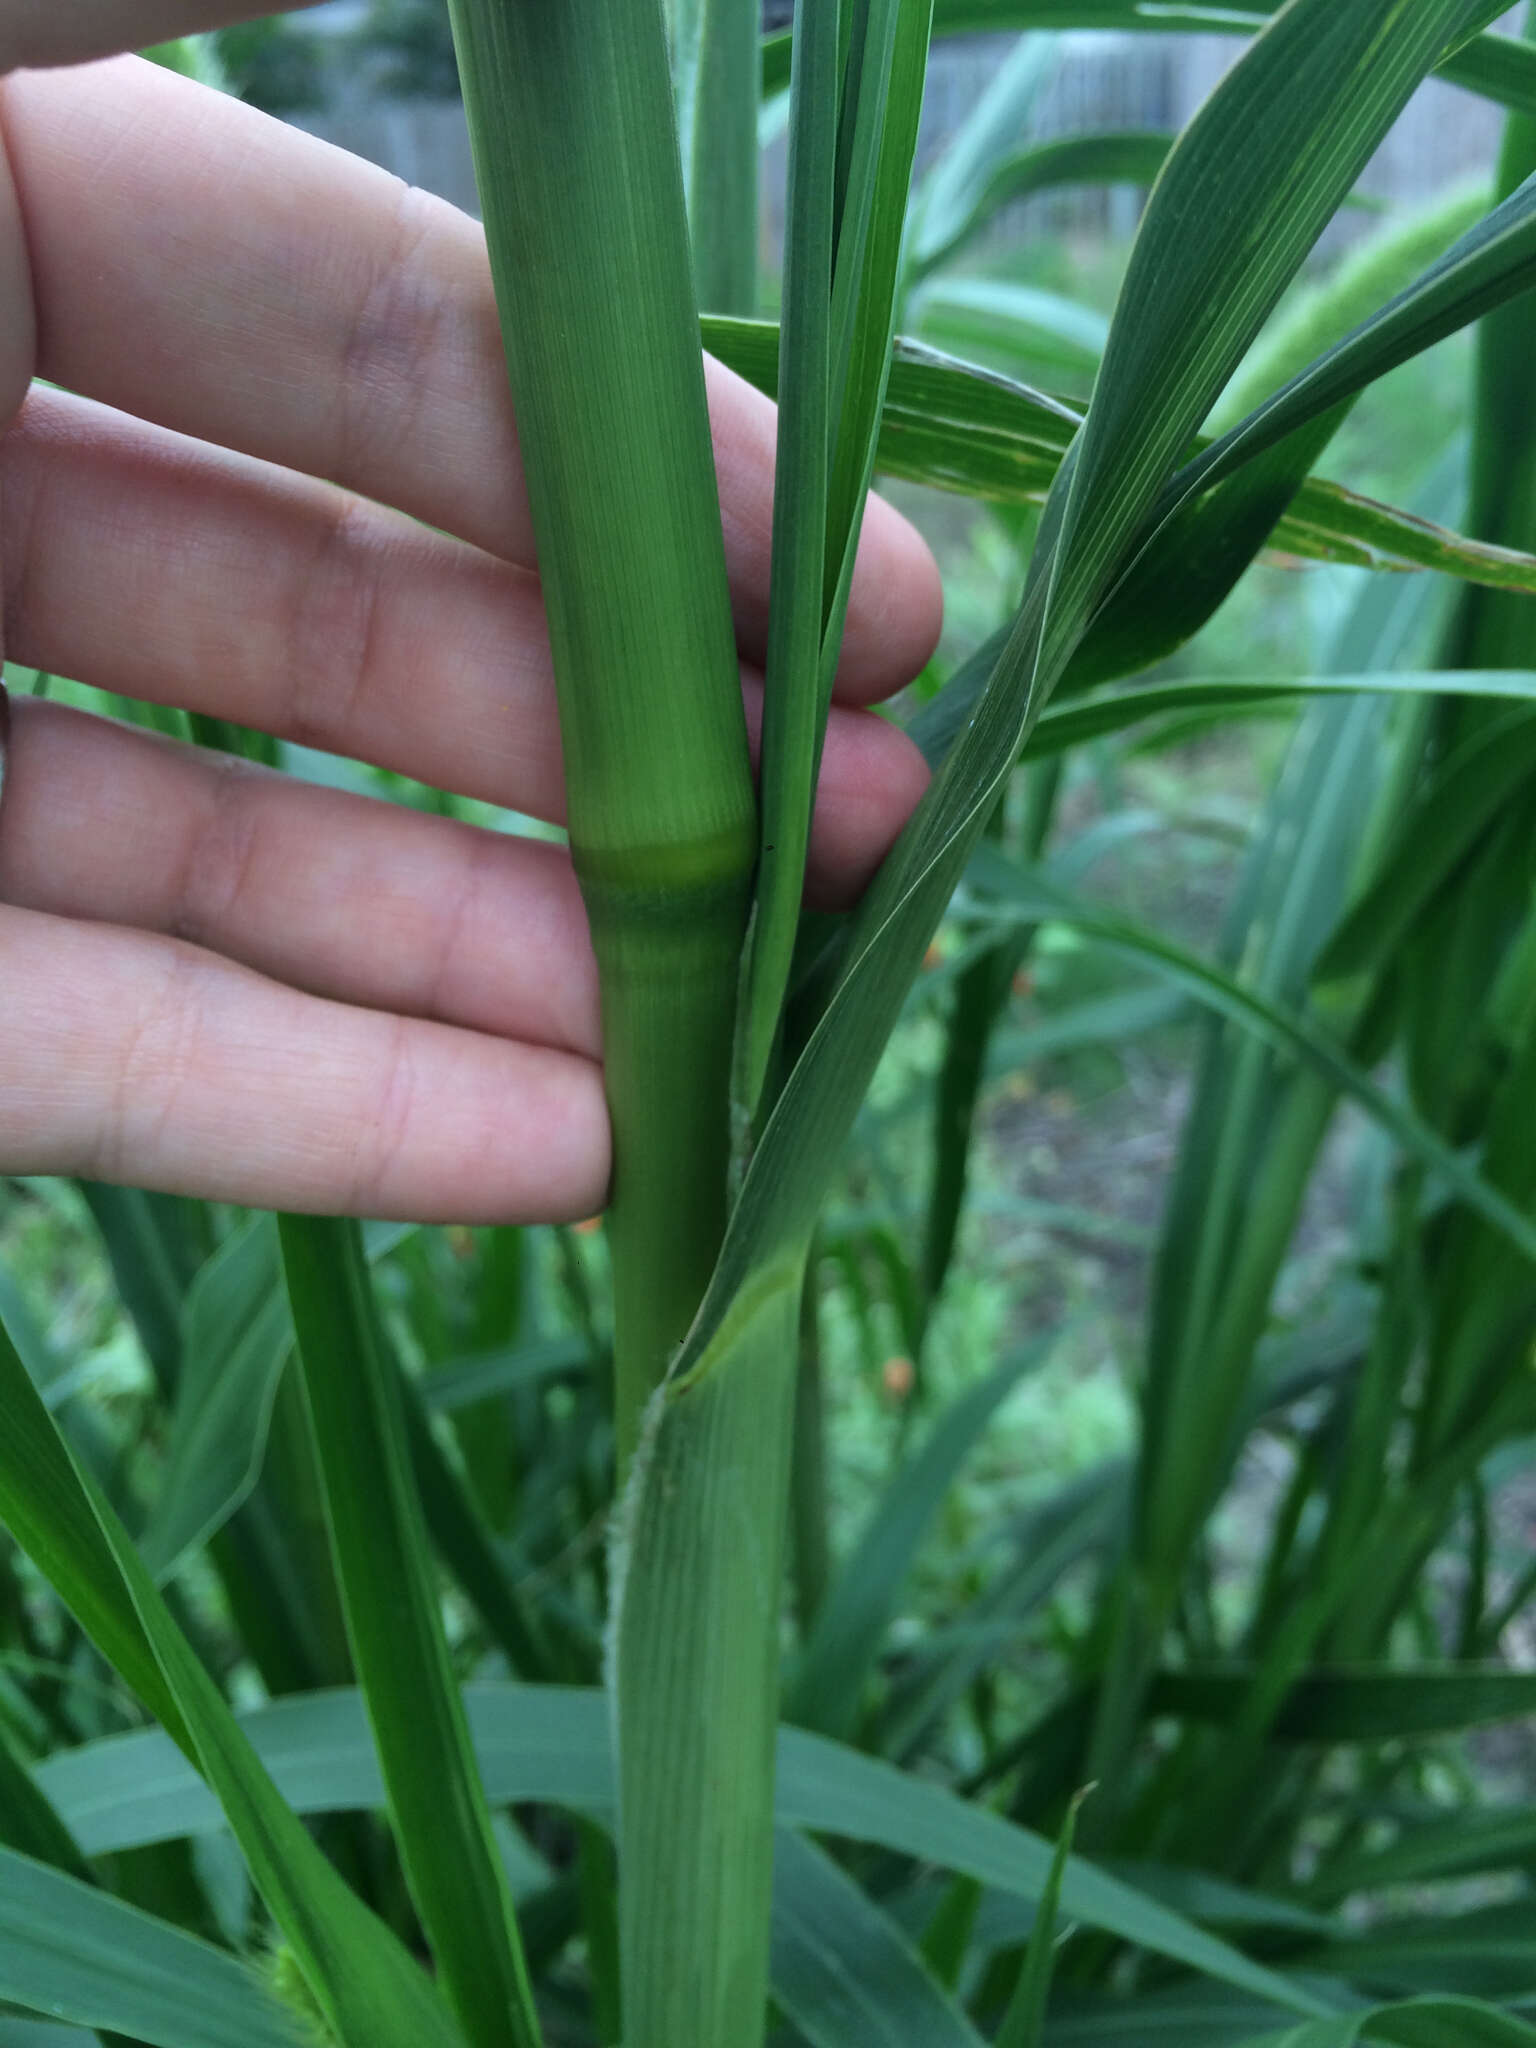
top-left (2, 386), bottom-right (930, 894)
top-left (0, 118), bottom-right (31, 430)
top-left (0, 695), bottom-right (601, 1058)
top-left (0, 903), bottom-right (608, 1223)
top-left (2, 3), bottom-right (323, 73)
top-left (0, 57), bottom-right (942, 698)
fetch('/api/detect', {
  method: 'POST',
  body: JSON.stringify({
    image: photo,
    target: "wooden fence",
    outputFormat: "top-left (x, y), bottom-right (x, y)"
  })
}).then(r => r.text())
top-left (298, 29), bottom-right (1507, 257)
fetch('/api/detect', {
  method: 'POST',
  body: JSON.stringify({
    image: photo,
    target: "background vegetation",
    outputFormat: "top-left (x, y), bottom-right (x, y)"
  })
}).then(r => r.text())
top-left (5, 2), bottom-right (1536, 2044)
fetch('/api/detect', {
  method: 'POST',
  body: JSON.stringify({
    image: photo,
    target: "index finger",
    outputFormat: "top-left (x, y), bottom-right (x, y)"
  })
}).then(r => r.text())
top-left (1, 55), bottom-right (943, 700)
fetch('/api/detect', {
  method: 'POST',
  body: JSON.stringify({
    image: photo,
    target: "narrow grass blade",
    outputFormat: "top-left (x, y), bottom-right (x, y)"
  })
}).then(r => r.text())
top-left (964, 848), bottom-right (1536, 1268)
top-left (907, 31), bottom-right (1059, 279)
top-left (914, 276), bottom-right (1109, 384)
top-left (996, 1785), bottom-right (1090, 2048)
top-left (1232, 1996), bottom-right (1536, 2047)
top-left (0, 1846), bottom-right (303, 2048)
top-left (820, 0), bottom-right (933, 651)
top-left (913, 129), bottom-right (1172, 282)
top-left (1308, 1804), bottom-right (1536, 1906)
top-left (922, 889), bottom-right (1033, 1317)
top-left (1175, 169), bottom-right (1536, 511)
top-left (1039, 2), bottom-right (1495, 667)
top-left (788, 1343), bottom-right (1046, 1737)
top-left (738, 0), bottom-right (837, 1111)
top-left (400, 1373), bottom-right (551, 1679)
top-left (772, 0), bottom-right (1536, 120)
top-left (1214, 178), bottom-right (1492, 430)
top-left (791, 1260), bottom-right (833, 1633)
top-left (76, 1190), bottom-right (351, 1698)
top-left (40, 1684), bottom-right (1325, 2016)
top-left (1065, 404), bottom-right (1347, 689)
top-left (0, 1723), bottom-right (91, 1882)
top-left (0, 1313), bottom-right (184, 1740)
top-left (682, 0), bottom-right (1490, 1404)
top-left (742, 0), bottom-right (934, 1112)
top-left (418, 1333), bottom-right (591, 1415)
top-left (1315, 711), bottom-right (1536, 982)
top-left (1151, 1661), bottom-right (1536, 1742)
top-left (1027, 669), bottom-right (1536, 758)
top-left (716, 314), bottom-right (1536, 587)
top-left (769, 1827), bottom-right (986, 2048)
top-left (140, 1216), bottom-right (290, 1583)
top-left (880, 1464), bottom-right (1125, 1761)
top-left (278, 1214), bottom-right (541, 2048)
top-left (75, 1185), bottom-right (205, 1396)
top-left (670, 0), bottom-right (759, 314)
top-left (706, 320), bottom-right (1536, 682)
top-left (0, 1315), bottom-right (466, 2046)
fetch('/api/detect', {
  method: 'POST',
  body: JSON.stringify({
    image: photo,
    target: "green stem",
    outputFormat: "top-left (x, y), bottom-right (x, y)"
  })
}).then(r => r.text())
top-left (446, 0), bottom-right (757, 1477)
top-left (613, 1260), bottom-right (805, 2048)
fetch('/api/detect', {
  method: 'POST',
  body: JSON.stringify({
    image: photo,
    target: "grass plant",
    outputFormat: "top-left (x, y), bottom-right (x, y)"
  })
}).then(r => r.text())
top-left (5, 3), bottom-right (1536, 2044)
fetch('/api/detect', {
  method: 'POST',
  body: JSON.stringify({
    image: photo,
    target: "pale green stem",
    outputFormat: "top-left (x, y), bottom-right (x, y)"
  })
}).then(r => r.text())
top-left (613, 1261), bottom-right (806, 2048)
top-left (445, 0), bottom-right (758, 1473)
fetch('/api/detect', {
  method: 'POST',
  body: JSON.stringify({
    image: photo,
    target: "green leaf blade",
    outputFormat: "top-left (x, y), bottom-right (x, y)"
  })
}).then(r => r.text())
top-left (279, 1214), bottom-right (541, 2048)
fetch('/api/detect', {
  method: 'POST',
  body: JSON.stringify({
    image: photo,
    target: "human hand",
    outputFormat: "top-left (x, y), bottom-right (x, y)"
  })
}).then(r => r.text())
top-left (0, 12), bottom-right (941, 1226)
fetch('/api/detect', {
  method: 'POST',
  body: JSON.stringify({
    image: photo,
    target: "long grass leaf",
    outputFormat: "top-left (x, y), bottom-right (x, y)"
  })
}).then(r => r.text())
top-left (769, 1828), bottom-right (987, 2047)
top-left (914, 129), bottom-right (1171, 282)
top-left (38, 1683), bottom-right (1324, 2014)
top-left (739, 0), bottom-right (838, 1111)
top-left (908, 33), bottom-right (1061, 277)
top-left (0, 1723), bottom-right (91, 1882)
top-left (0, 1846), bottom-right (303, 2048)
top-left (1151, 1661), bottom-right (1536, 1742)
top-left (140, 1216), bottom-right (290, 1583)
top-left (1027, 668), bottom-right (1536, 756)
top-left (1231, 2006), bottom-right (1536, 2048)
top-left (670, 0), bottom-right (759, 314)
top-left (279, 1214), bottom-right (541, 2048)
top-left (1174, 169), bottom-right (1536, 510)
top-left (787, 1343), bottom-right (1047, 1736)
top-left (1315, 711), bottom-right (1536, 981)
top-left (764, 3), bottom-right (1536, 119)
top-left (0, 1316), bottom-right (466, 2043)
top-left (964, 848), bottom-right (1536, 1268)
top-left (705, 320), bottom-right (1536, 674)
top-left (995, 1785), bottom-right (1090, 2048)
top-left (681, 0), bottom-right (1488, 1390)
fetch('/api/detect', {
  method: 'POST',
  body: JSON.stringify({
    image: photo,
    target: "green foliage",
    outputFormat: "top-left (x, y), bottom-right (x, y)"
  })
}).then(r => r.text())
top-left (7, 5), bottom-right (1536, 2046)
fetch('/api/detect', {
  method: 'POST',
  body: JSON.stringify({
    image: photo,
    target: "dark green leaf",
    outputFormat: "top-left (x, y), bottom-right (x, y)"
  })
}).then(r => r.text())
top-left (0, 1846), bottom-right (302, 2048)
top-left (1151, 1662), bottom-right (1536, 1742)
top-left (278, 1215), bottom-right (540, 2048)
top-left (39, 1685), bottom-right (1325, 2015)
top-left (788, 1343), bottom-right (1047, 1736)
top-left (141, 1217), bottom-right (290, 1582)
top-left (770, 1828), bottom-right (986, 2047)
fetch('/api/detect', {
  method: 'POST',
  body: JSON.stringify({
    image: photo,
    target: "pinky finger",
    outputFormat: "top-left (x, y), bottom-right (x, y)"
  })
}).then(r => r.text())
top-left (0, 904), bottom-right (609, 1224)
